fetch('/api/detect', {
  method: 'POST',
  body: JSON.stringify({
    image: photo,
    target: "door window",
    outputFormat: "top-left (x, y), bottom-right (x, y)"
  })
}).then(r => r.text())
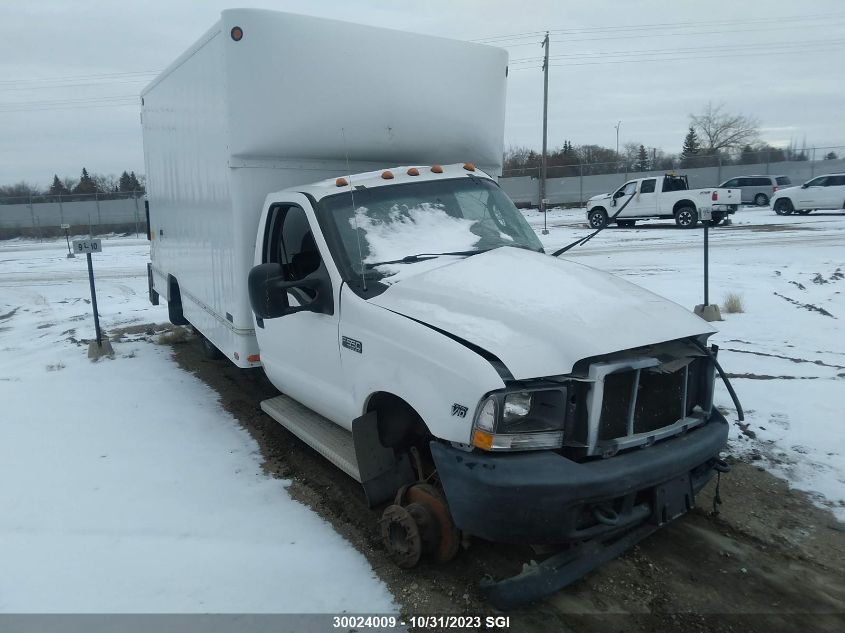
top-left (639, 179), bottom-right (656, 193)
top-left (805, 177), bottom-right (828, 187)
top-left (722, 178), bottom-right (739, 187)
top-left (826, 175), bottom-right (845, 186)
top-left (264, 205), bottom-right (323, 300)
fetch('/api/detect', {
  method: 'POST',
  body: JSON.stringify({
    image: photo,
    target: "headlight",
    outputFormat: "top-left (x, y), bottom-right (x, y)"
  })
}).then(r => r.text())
top-left (471, 388), bottom-right (566, 452)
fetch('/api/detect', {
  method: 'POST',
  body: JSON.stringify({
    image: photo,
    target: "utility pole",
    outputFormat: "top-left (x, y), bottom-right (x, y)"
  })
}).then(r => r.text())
top-left (540, 31), bottom-right (550, 235)
top-left (615, 121), bottom-right (621, 172)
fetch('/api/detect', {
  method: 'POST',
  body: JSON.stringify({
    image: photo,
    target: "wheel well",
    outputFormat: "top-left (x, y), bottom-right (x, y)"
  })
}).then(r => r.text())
top-left (166, 275), bottom-right (189, 326)
top-left (590, 206), bottom-right (607, 215)
top-left (365, 392), bottom-right (431, 449)
top-left (673, 200), bottom-right (695, 214)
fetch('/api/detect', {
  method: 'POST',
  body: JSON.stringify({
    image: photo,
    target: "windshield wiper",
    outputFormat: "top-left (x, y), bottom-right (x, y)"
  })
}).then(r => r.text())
top-left (365, 249), bottom-right (492, 269)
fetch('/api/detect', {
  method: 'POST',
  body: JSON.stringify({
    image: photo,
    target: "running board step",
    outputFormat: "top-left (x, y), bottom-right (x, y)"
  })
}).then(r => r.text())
top-left (260, 394), bottom-right (361, 482)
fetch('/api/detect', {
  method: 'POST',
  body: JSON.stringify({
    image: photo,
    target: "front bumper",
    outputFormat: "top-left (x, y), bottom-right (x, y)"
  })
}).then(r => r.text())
top-left (431, 411), bottom-right (728, 544)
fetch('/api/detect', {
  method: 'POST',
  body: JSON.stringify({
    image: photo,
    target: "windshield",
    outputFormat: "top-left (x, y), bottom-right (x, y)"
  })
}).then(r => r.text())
top-left (317, 177), bottom-right (543, 282)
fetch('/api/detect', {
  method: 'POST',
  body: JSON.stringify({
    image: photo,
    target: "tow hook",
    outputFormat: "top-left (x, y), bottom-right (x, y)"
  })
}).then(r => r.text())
top-left (593, 505), bottom-right (619, 526)
top-left (714, 458), bottom-right (731, 474)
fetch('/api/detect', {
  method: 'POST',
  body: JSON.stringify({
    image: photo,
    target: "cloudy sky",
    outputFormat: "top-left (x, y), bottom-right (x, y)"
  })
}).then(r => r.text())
top-left (2, 0), bottom-right (844, 187)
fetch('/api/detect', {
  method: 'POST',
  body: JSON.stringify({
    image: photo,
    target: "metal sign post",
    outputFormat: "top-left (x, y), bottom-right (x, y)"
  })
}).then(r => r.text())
top-left (72, 238), bottom-right (113, 358)
top-left (693, 209), bottom-right (722, 322)
top-left (61, 224), bottom-right (74, 258)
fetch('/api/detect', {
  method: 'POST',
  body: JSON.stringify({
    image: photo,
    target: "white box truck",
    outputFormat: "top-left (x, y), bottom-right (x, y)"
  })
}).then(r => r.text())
top-left (142, 9), bottom-right (737, 608)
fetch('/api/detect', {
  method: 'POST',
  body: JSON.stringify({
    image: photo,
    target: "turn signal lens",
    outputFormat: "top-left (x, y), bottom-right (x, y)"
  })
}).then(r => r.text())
top-left (407, 167), bottom-right (420, 176)
top-left (381, 170), bottom-right (394, 180)
top-left (431, 165), bottom-right (443, 173)
top-left (336, 177), bottom-right (348, 187)
top-left (472, 429), bottom-right (494, 451)
top-left (463, 162), bottom-right (476, 171)
top-left (247, 354), bottom-right (260, 363)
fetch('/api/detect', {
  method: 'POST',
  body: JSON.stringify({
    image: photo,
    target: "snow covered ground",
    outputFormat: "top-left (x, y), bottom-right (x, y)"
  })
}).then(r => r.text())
top-left (527, 205), bottom-right (845, 519)
top-left (1, 204), bottom-right (843, 613)
top-left (0, 236), bottom-right (395, 613)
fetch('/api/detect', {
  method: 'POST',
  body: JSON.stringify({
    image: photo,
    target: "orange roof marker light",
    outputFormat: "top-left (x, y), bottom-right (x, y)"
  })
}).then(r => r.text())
top-left (381, 170), bottom-right (394, 180)
top-left (407, 167), bottom-right (420, 176)
top-left (463, 162), bottom-right (476, 172)
top-left (335, 177), bottom-right (348, 187)
top-left (430, 164), bottom-right (443, 173)
top-left (230, 26), bottom-right (243, 41)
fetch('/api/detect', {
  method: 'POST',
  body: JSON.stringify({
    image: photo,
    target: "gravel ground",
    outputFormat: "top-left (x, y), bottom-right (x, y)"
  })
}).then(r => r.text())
top-left (150, 327), bottom-right (845, 633)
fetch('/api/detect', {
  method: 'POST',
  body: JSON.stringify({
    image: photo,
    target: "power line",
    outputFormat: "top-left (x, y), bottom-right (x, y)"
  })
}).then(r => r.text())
top-left (470, 12), bottom-right (845, 43)
top-left (0, 70), bottom-right (159, 86)
top-left (506, 42), bottom-right (845, 70)
top-left (508, 38), bottom-right (845, 65)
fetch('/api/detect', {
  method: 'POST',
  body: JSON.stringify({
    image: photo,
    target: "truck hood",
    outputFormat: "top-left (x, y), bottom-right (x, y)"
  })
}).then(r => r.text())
top-left (588, 193), bottom-right (611, 202)
top-left (369, 247), bottom-right (714, 380)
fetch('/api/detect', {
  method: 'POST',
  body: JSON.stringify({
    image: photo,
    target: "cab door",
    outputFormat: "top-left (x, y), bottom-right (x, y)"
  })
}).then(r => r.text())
top-left (252, 195), bottom-right (353, 425)
top-left (614, 181), bottom-right (639, 217)
top-left (634, 178), bottom-right (658, 216)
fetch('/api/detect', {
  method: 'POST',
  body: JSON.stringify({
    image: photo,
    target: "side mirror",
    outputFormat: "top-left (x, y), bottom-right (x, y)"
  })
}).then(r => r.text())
top-left (801, 183), bottom-right (809, 189)
top-left (248, 263), bottom-right (319, 319)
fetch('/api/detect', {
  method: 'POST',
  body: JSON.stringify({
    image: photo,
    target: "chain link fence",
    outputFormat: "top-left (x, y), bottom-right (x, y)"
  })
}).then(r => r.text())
top-left (500, 145), bottom-right (845, 207)
top-left (0, 191), bottom-right (146, 240)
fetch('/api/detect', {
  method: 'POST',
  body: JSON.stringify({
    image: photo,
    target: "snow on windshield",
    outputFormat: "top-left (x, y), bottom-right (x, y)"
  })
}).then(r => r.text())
top-left (350, 202), bottom-right (505, 278)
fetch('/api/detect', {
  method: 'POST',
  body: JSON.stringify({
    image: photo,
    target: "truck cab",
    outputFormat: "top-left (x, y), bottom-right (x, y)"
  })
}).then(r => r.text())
top-left (586, 174), bottom-right (739, 229)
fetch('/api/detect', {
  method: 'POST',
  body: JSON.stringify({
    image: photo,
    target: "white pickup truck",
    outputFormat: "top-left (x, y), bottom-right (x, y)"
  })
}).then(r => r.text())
top-left (586, 174), bottom-right (740, 229)
top-left (142, 9), bottom-right (735, 607)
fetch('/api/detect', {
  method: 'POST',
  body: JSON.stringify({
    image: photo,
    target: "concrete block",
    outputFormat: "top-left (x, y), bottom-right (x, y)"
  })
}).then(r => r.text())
top-left (88, 338), bottom-right (114, 360)
top-left (694, 304), bottom-right (723, 322)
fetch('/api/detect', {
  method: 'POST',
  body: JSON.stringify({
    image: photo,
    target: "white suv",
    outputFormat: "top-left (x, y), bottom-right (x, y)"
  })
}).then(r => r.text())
top-left (771, 173), bottom-right (845, 215)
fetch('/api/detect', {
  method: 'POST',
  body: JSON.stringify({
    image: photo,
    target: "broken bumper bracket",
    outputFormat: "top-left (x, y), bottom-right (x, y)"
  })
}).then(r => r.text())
top-left (480, 522), bottom-right (658, 611)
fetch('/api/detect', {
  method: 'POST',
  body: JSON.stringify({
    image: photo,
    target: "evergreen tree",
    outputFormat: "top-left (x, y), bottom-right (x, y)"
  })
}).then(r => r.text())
top-left (48, 174), bottom-right (70, 196)
top-left (738, 145), bottom-right (757, 165)
top-left (127, 171), bottom-right (142, 194)
top-left (680, 126), bottom-right (701, 168)
top-left (72, 167), bottom-right (98, 195)
top-left (826, 151), bottom-right (839, 160)
top-left (118, 170), bottom-right (133, 192)
top-left (635, 145), bottom-right (649, 172)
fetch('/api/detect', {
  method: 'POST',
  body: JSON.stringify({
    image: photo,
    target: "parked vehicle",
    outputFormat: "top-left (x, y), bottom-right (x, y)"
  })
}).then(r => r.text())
top-left (586, 174), bottom-right (739, 229)
top-left (718, 175), bottom-right (791, 206)
top-left (142, 9), bottom-right (734, 606)
top-left (771, 173), bottom-right (845, 215)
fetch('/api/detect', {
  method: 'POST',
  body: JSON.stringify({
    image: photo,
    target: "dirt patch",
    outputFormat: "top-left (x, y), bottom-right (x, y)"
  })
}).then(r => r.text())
top-left (0, 307), bottom-right (19, 321)
top-left (773, 292), bottom-right (836, 318)
top-left (163, 334), bottom-right (845, 632)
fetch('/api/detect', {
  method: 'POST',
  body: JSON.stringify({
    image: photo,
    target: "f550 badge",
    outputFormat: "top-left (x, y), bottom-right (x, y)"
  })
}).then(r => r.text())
top-left (342, 336), bottom-right (362, 354)
top-left (451, 403), bottom-right (468, 418)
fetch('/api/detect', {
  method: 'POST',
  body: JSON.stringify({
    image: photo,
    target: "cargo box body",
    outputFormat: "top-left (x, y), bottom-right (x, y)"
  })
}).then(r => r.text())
top-left (141, 9), bottom-right (508, 366)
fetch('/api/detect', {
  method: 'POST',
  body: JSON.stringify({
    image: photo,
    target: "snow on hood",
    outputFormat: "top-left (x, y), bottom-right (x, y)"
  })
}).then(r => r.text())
top-left (370, 247), bottom-right (714, 380)
top-left (588, 192), bottom-right (611, 202)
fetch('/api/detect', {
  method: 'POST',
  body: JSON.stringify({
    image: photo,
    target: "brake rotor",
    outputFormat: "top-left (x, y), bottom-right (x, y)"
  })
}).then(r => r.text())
top-left (380, 504), bottom-right (422, 568)
top-left (402, 483), bottom-right (460, 564)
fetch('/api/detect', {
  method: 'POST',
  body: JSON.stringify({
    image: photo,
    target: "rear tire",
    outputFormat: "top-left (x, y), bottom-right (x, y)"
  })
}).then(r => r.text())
top-left (711, 211), bottom-right (725, 225)
top-left (588, 208), bottom-right (608, 229)
top-left (674, 206), bottom-right (698, 228)
top-left (773, 199), bottom-right (793, 215)
top-left (754, 193), bottom-right (769, 206)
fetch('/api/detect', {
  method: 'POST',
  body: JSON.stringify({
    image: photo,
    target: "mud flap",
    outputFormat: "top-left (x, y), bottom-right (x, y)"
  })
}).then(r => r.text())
top-left (352, 411), bottom-right (415, 508)
top-left (480, 523), bottom-right (657, 611)
top-left (147, 263), bottom-right (159, 306)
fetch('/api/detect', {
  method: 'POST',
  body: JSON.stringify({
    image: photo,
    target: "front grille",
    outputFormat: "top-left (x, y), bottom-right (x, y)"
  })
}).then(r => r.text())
top-left (596, 358), bottom-right (710, 447)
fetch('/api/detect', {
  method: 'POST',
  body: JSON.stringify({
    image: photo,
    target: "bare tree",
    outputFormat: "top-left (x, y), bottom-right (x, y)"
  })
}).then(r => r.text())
top-left (689, 102), bottom-right (759, 155)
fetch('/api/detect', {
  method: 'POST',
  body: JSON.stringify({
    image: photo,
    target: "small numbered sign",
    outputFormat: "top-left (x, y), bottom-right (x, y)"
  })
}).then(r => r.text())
top-left (60, 223), bottom-right (70, 230)
top-left (72, 238), bottom-right (102, 254)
